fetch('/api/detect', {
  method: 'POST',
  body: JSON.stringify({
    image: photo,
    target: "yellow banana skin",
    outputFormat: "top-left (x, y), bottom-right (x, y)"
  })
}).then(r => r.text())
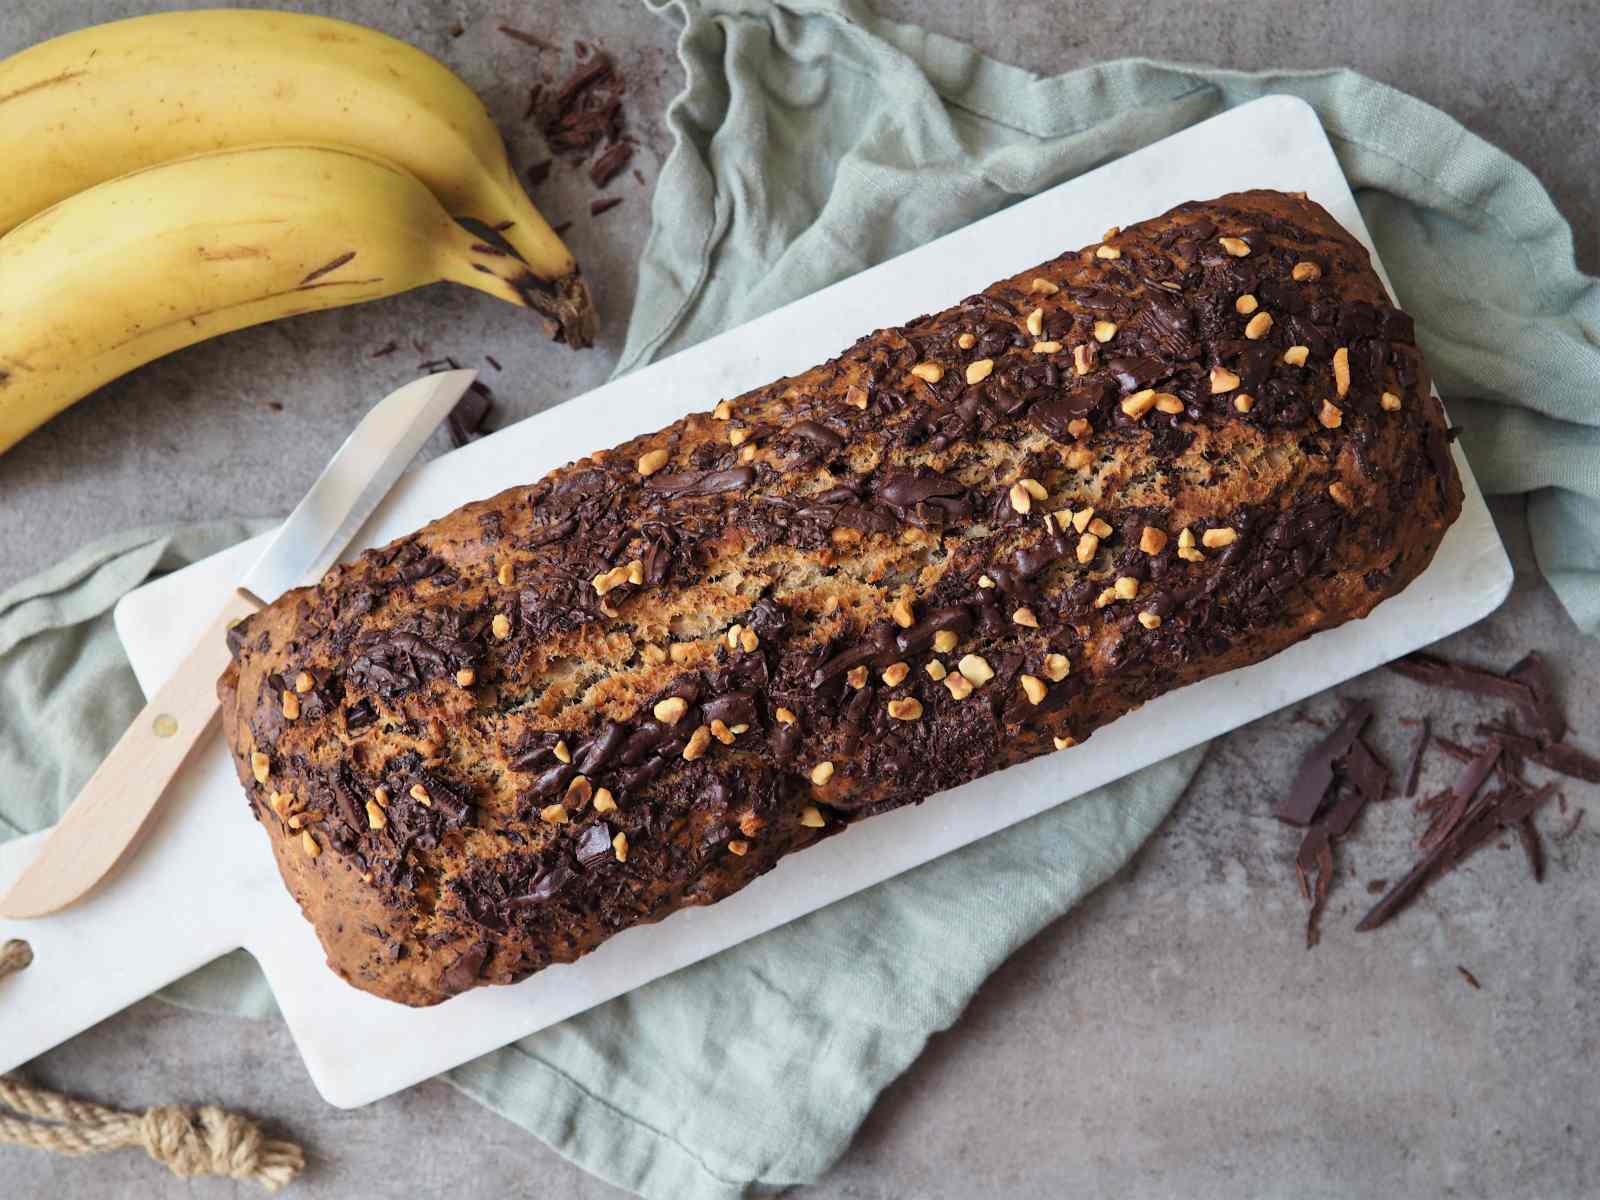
top-left (0, 144), bottom-right (551, 455)
top-left (0, 9), bottom-right (595, 345)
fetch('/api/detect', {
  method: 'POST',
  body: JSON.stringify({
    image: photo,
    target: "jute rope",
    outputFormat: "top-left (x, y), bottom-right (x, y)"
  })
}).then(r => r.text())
top-left (0, 939), bottom-right (304, 1191)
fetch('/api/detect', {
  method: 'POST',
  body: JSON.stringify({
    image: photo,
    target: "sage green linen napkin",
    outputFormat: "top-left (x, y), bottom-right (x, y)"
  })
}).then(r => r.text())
top-left (4, 1), bottom-right (1598, 1196)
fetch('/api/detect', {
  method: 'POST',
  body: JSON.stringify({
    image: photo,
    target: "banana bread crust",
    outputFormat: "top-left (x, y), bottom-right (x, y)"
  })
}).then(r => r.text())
top-left (219, 190), bottom-right (1462, 1006)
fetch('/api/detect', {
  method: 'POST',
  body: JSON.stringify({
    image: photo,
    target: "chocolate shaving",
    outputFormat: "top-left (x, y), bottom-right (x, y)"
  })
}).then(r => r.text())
top-left (1505, 652), bottom-right (1566, 743)
top-left (1388, 652), bottom-right (1538, 710)
top-left (590, 196), bottom-right (623, 217)
top-left (589, 141), bottom-right (634, 188)
top-left (1276, 700), bottom-right (1372, 825)
top-left (1358, 781), bottom-right (1558, 932)
top-left (1420, 741), bottom-right (1500, 850)
top-left (498, 25), bottom-right (553, 50)
top-left (370, 340), bottom-right (398, 359)
top-left (1457, 966), bottom-right (1482, 990)
top-left (1532, 741), bottom-right (1600, 783)
top-left (1515, 816), bottom-right (1544, 882)
top-left (1402, 717), bottom-right (1429, 798)
top-left (1555, 809), bottom-right (1585, 840)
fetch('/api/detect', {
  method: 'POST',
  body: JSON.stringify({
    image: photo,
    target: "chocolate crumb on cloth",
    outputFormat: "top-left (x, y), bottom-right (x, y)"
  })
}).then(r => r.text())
top-left (218, 190), bottom-right (1462, 1005)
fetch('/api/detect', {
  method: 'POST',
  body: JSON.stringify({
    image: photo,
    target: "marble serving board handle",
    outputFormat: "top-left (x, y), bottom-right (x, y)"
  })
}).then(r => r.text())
top-left (0, 97), bottom-right (1514, 1107)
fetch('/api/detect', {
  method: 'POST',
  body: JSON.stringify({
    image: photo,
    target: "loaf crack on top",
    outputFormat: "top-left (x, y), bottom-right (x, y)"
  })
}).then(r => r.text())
top-left (219, 190), bottom-right (1463, 1005)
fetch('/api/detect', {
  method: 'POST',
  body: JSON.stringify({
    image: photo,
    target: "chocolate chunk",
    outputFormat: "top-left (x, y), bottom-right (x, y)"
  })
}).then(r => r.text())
top-left (440, 942), bottom-right (489, 994)
top-left (575, 822), bottom-right (615, 868)
top-left (646, 467), bottom-right (755, 499)
top-left (1402, 717), bottom-right (1430, 798)
top-left (576, 722), bottom-right (626, 774)
top-left (1276, 700), bottom-right (1373, 825)
top-left (787, 420), bottom-right (845, 452)
top-left (446, 381), bottom-right (494, 448)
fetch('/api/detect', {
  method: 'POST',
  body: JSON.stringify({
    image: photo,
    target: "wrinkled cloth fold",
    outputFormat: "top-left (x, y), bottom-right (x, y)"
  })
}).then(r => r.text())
top-left (3, 2), bottom-right (1597, 1197)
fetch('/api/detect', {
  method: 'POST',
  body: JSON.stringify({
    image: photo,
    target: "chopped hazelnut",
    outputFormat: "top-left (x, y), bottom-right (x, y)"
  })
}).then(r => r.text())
top-left (1053, 735), bottom-right (1076, 750)
top-left (1066, 418), bottom-right (1091, 439)
top-left (294, 671), bottom-right (315, 694)
top-left (251, 751), bottom-right (270, 784)
top-left (882, 661), bottom-right (910, 687)
top-left (637, 448), bottom-right (669, 477)
top-left (740, 627), bottom-right (759, 652)
top-left (810, 761), bottom-right (835, 785)
top-left (890, 596), bottom-right (916, 628)
top-left (966, 358), bottom-right (995, 385)
top-left (1020, 675), bottom-right (1047, 705)
top-left (1013, 607), bottom-right (1040, 628)
top-left (1093, 320), bottom-right (1119, 343)
top-left (1103, 225), bottom-right (1122, 240)
top-left (1333, 346), bottom-right (1351, 398)
top-left (1319, 399), bottom-right (1344, 429)
top-left (410, 784), bottom-right (431, 806)
top-left (845, 384), bottom-right (869, 409)
top-left (728, 426), bottom-right (749, 447)
top-left (455, 667), bottom-right (476, 687)
top-left (958, 654), bottom-right (994, 686)
top-left (1094, 587), bottom-right (1117, 608)
top-left (1095, 244), bottom-right (1121, 260)
top-left (497, 562), bottom-right (516, 588)
top-left (933, 629), bottom-right (959, 653)
top-left (553, 739), bottom-right (572, 764)
top-left (654, 696), bottom-right (689, 724)
top-left (1122, 388), bottom-right (1157, 418)
top-left (1043, 653), bottom-right (1070, 681)
top-left (1210, 365), bottom-right (1241, 393)
top-left (1219, 236), bottom-right (1251, 257)
top-left (612, 831), bottom-right (629, 862)
top-left (281, 690), bottom-right (300, 720)
top-left (1234, 394), bottom-right (1255, 413)
top-left (944, 672), bottom-right (974, 700)
top-left (739, 812), bottom-right (766, 837)
top-left (492, 613), bottom-right (512, 640)
top-left (682, 725), bottom-right (712, 761)
top-left (711, 718), bottom-right (737, 745)
top-left (1032, 340), bottom-right (1063, 354)
top-left (1008, 482), bottom-right (1032, 514)
top-left (1282, 345), bottom-right (1310, 367)
top-left (1086, 515), bottom-right (1112, 538)
top-left (1138, 611), bottom-right (1163, 630)
top-left (1201, 527), bottom-right (1238, 549)
top-left (713, 399), bottom-right (733, 420)
top-left (269, 791), bottom-right (291, 818)
top-left (775, 706), bottom-right (798, 726)
top-left (846, 665), bottom-right (868, 690)
top-left (1244, 311), bottom-right (1273, 340)
top-left (301, 831), bottom-right (321, 858)
top-left (1140, 526), bottom-right (1168, 555)
top-left (1030, 277), bottom-right (1060, 294)
top-left (1234, 294), bottom-right (1259, 315)
top-left (727, 839), bottom-right (750, 857)
top-left (800, 804), bottom-right (827, 827)
top-left (958, 331), bottom-right (978, 349)
top-left (669, 642), bottom-right (695, 663)
top-left (627, 560), bottom-right (645, 585)
top-left (366, 799), bottom-right (387, 829)
top-left (910, 362), bottom-right (945, 383)
top-left (726, 623), bottom-right (743, 650)
top-left (642, 643), bottom-right (668, 664)
top-left (1178, 547), bottom-right (1206, 563)
top-left (1328, 481), bottom-right (1355, 506)
top-left (926, 660), bottom-right (948, 681)
top-left (1071, 507), bottom-right (1093, 533)
top-left (1076, 532), bottom-right (1101, 564)
top-left (1154, 393), bottom-right (1184, 414)
top-left (1114, 575), bottom-right (1139, 599)
top-left (593, 788), bottom-right (618, 814)
top-left (566, 775), bottom-right (593, 808)
top-left (540, 803), bottom-right (568, 824)
top-left (1292, 260), bottom-right (1322, 281)
top-left (1381, 391), bottom-right (1403, 411)
top-left (1072, 344), bottom-right (1095, 375)
top-left (1026, 307), bottom-right (1044, 337)
top-left (1020, 478), bottom-right (1047, 500)
top-left (978, 574), bottom-right (996, 589)
top-left (887, 697), bottom-right (924, 720)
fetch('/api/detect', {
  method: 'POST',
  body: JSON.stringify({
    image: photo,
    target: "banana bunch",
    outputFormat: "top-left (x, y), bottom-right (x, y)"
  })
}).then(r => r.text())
top-left (0, 11), bottom-right (595, 455)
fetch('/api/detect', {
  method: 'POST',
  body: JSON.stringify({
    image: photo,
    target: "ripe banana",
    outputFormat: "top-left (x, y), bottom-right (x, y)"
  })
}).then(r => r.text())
top-left (0, 144), bottom-right (556, 455)
top-left (0, 9), bottom-right (594, 345)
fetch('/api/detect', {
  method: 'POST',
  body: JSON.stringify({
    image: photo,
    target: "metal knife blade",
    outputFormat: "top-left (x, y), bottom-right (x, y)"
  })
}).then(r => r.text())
top-left (0, 369), bottom-right (477, 919)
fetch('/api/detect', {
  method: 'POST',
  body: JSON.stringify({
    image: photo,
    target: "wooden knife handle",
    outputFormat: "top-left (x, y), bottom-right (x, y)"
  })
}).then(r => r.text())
top-left (0, 589), bottom-right (263, 919)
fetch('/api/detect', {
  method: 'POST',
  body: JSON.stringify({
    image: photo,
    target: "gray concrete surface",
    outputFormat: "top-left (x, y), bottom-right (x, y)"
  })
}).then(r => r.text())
top-left (3, 1), bottom-right (1597, 1197)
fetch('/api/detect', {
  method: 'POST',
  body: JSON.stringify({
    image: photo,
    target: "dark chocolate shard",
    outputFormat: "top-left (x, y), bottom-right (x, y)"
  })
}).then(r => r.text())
top-left (1457, 966), bottom-right (1482, 990)
top-left (1402, 717), bottom-right (1430, 798)
top-left (1532, 741), bottom-right (1600, 783)
top-left (1276, 700), bottom-right (1373, 826)
top-left (1420, 741), bottom-right (1500, 851)
top-left (446, 381), bottom-right (494, 449)
top-left (1505, 652), bottom-right (1566, 744)
top-left (1387, 652), bottom-right (1537, 709)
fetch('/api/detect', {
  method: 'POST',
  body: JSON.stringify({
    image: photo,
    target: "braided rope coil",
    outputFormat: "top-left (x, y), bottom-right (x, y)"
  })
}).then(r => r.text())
top-left (0, 1075), bottom-right (303, 1192)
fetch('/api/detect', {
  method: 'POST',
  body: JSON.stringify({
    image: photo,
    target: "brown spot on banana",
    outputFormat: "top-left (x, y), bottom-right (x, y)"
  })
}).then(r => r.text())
top-left (299, 251), bottom-right (357, 285)
top-left (0, 69), bottom-right (85, 107)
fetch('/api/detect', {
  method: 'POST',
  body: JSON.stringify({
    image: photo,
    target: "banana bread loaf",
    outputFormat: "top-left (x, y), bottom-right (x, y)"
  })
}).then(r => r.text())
top-left (219, 190), bottom-right (1462, 1006)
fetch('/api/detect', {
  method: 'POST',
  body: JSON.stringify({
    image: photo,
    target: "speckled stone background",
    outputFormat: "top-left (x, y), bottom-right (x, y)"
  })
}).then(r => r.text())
top-left (3, 2), bottom-right (1597, 1197)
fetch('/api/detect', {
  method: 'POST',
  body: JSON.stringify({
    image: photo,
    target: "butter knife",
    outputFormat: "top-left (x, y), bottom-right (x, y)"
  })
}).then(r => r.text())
top-left (0, 369), bottom-right (477, 919)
